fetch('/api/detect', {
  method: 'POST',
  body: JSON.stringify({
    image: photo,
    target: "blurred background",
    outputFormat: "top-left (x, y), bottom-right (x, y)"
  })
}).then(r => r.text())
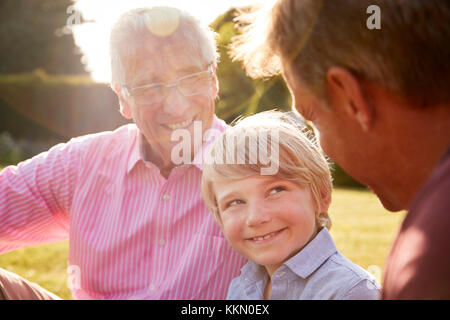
top-left (0, 0), bottom-right (361, 187)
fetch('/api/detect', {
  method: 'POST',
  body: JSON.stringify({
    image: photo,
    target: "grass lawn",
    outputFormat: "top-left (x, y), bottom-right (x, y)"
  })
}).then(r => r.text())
top-left (0, 187), bottom-right (405, 300)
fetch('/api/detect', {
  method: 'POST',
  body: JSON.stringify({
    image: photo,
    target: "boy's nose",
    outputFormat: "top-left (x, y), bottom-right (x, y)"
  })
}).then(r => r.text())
top-left (246, 202), bottom-right (272, 227)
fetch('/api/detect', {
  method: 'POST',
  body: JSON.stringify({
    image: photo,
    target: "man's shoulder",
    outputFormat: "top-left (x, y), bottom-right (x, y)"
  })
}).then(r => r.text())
top-left (68, 124), bottom-right (137, 151)
top-left (383, 146), bottom-right (450, 299)
top-left (71, 124), bottom-right (136, 144)
top-left (56, 124), bottom-right (138, 168)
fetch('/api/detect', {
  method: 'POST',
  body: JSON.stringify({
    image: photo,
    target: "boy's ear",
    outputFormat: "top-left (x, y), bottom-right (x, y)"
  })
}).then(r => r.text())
top-left (319, 190), bottom-right (332, 214)
top-left (112, 84), bottom-right (133, 120)
top-left (326, 67), bottom-right (374, 132)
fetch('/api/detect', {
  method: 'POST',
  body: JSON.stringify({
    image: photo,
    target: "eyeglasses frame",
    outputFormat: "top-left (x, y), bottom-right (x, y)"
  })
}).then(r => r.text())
top-left (120, 63), bottom-right (215, 106)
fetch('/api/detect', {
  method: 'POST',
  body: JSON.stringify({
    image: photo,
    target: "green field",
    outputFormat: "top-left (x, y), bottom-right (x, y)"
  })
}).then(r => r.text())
top-left (0, 188), bottom-right (405, 300)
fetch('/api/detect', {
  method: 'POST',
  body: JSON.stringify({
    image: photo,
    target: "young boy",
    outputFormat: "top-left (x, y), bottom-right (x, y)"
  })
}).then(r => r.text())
top-left (201, 111), bottom-right (380, 299)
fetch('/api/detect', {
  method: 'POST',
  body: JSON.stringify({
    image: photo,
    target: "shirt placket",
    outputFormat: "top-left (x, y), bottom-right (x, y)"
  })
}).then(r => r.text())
top-left (158, 183), bottom-right (172, 248)
top-left (269, 267), bottom-right (290, 300)
top-left (144, 165), bottom-right (174, 297)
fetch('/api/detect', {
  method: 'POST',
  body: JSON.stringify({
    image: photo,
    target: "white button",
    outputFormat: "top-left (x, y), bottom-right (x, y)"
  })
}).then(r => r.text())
top-left (277, 272), bottom-right (285, 278)
top-left (149, 284), bottom-right (156, 292)
top-left (162, 194), bottom-right (170, 201)
top-left (145, 163), bottom-right (152, 169)
top-left (159, 239), bottom-right (166, 246)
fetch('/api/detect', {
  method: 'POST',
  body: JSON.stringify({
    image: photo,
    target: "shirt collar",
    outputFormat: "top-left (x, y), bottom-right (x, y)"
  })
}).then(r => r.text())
top-left (284, 227), bottom-right (337, 279)
top-left (239, 261), bottom-right (268, 298)
top-left (127, 115), bottom-right (228, 174)
top-left (239, 227), bottom-right (337, 286)
top-left (127, 125), bottom-right (142, 174)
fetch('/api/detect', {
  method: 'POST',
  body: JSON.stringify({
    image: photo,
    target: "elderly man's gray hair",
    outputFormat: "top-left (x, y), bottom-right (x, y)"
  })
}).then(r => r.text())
top-left (110, 6), bottom-right (219, 86)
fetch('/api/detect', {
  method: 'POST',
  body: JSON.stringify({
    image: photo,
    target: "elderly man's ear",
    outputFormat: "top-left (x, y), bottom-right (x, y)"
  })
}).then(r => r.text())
top-left (112, 84), bottom-right (133, 120)
top-left (211, 63), bottom-right (219, 99)
top-left (326, 67), bottom-right (374, 132)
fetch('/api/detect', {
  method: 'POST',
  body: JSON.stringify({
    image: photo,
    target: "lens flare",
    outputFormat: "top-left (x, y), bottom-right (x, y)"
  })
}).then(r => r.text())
top-left (144, 7), bottom-right (180, 38)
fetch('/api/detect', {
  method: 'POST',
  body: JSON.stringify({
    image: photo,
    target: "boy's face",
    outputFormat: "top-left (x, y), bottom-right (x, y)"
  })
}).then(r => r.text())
top-left (214, 175), bottom-right (318, 275)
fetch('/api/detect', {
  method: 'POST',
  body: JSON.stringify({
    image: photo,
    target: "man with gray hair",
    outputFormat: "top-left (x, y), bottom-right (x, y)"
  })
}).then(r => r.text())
top-left (232, 0), bottom-right (450, 299)
top-left (0, 6), bottom-right (245, 299)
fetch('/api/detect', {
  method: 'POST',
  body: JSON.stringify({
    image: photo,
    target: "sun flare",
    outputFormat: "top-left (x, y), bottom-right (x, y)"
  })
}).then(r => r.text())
top-left (70, 0), bottom-right (264, 83)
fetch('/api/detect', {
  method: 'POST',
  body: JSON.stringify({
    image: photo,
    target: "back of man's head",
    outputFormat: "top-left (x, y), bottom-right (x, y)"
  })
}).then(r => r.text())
top-left (235, 0), bottom-right (450, 108)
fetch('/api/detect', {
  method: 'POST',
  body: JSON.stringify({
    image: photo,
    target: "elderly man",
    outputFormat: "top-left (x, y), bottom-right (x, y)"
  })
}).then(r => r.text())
top-left (0, 6), bottom-right (245, 299)
top-left (233, 0), bottom-right (450, 299)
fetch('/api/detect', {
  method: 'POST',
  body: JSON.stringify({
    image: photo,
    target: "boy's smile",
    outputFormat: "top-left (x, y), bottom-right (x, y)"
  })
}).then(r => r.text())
top-left (246, 227), bottom-right (287, 242)
top-left (214, 175), bottom-right (319, 276)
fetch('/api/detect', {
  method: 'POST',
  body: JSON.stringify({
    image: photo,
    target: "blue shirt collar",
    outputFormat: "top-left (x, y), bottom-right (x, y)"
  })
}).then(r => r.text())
top-left (284, 227), bottom-right (337, 278)
top-left (240, 227), bottom-right (338, 286)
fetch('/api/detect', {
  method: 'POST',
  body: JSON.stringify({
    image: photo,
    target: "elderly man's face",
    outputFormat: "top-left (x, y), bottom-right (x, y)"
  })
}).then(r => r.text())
top-left (121, 36), bottom-right (217, 166)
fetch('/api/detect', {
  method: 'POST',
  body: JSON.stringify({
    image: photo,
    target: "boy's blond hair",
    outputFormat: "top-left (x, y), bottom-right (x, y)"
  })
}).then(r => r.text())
top-left (201, 110), bottom-right (333, 229)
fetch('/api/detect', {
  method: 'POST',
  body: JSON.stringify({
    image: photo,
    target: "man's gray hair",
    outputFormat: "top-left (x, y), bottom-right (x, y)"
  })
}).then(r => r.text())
top-left (110, 6), bottom-right (219, 86)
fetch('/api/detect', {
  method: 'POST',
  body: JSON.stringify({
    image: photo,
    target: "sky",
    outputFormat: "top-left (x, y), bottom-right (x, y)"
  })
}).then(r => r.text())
top-left (71, 0), bottom-right (265, 82)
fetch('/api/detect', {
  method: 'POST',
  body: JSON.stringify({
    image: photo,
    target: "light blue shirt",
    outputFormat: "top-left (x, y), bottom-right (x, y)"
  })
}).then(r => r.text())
top-left (227, 228), bottom-right (381, 300)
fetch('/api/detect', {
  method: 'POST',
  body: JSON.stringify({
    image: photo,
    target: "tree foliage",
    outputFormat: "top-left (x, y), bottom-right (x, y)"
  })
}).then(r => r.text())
top-left (211, 8), bottom-right (291, 123)
top-left (0, 0), bottom-right (86, 74)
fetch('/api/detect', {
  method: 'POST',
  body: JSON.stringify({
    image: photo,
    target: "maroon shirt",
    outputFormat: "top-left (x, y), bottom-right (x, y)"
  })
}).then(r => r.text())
top-left (383, 146), bottom-right (450, 299)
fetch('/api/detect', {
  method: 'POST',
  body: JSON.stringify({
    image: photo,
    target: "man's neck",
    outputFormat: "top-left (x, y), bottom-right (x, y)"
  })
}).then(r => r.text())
top-left (141, 137), bottom-right (176, 179)
top-left (387, 103), bottom-right (450, 208)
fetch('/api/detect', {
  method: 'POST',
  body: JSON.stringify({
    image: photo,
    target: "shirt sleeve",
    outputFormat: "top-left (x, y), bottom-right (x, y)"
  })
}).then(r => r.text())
top-left (341, 279), bottom-right (381, 300)
top-left (0, 138), bottom-right (84, 254)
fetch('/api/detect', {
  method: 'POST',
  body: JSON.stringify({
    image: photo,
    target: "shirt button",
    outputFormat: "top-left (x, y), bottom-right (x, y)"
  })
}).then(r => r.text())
top-left (159, 239), bottom-right (166, 246)
top-left (162, 194), bottom-right (170, 201)
top-left (149, 284), bottom-right (156, 292)
top-left (277, 272), bottom-right (285, 278)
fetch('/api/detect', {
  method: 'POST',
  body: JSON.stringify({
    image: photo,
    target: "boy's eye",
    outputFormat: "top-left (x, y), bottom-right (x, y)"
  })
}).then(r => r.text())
top-left (222, 199), bottom-right (245, 211)
top-left (228, 199), bottom-right (244, 207)
top-left (268, 186), bottom-right (286, 196)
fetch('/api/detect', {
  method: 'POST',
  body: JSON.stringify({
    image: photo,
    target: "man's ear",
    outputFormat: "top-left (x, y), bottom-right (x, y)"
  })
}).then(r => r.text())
top-left (326, 67), bottom-right (374, 132)
top-left (211, 63), bottom-right (219, 99)
top-left (112, 84), bottom-right (133, 120)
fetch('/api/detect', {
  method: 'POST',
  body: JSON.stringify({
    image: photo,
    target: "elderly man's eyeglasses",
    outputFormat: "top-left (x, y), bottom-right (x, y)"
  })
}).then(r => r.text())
top-left (122, 64), bottom-right (214, 107)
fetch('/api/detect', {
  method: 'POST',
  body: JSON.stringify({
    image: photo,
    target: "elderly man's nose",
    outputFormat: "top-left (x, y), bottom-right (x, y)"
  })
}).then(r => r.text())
top-left (162, 88), bottom-right (189, 116)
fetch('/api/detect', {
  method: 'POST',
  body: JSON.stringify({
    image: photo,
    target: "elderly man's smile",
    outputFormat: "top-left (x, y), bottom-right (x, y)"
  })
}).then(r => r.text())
top-left (165, 118), bottom-right (194, 130)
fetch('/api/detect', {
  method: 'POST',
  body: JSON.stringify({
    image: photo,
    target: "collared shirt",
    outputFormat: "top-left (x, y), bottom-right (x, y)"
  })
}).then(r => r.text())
top-left (0, 115), bottom-right (246, 299)
top-left (227, 228), bottom-right (381, 300)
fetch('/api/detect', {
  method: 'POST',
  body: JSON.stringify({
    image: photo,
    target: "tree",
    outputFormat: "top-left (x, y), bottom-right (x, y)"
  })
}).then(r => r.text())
top-left (0, 0), bottom-right (86, 74)
top-left (211, 8), bottom-right (291, 123)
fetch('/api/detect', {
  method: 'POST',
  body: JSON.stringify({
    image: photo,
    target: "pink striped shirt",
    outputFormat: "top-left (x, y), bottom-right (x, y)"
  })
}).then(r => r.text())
top-left (0, 116), bottom-right (246, 299)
